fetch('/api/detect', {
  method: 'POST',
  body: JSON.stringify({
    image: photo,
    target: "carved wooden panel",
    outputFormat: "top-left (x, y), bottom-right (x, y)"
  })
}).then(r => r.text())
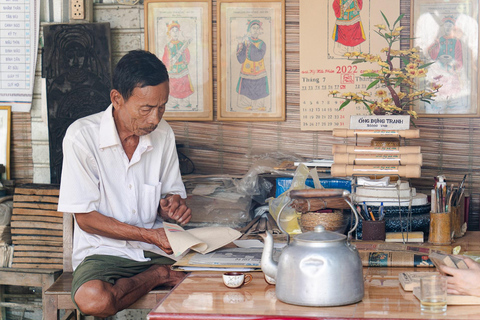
top-left (43, 23), bottom-right (112, 184)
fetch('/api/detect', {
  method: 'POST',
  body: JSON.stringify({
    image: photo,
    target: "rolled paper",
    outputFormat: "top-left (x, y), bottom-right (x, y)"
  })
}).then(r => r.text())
top-left (331, 164), bottom-right (421, 178)
top-left (332, 128), bottom-right (420, 138)
top-left (334, 153), bottom-right (422, 165)
top-left (332, 145), bottom-right (421, 154)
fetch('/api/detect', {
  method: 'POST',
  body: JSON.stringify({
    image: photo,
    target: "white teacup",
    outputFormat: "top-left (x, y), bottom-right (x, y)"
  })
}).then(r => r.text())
top-left (222, 272), bottom-right (253, 288)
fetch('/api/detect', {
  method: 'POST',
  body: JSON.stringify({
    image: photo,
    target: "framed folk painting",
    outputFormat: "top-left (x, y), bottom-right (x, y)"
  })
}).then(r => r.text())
top-left (411, 0), bottom-right (479, 117)
top-left (217, 0), bottom-right (285, 121)
top-left (145, 0), bottom-right (213, 121)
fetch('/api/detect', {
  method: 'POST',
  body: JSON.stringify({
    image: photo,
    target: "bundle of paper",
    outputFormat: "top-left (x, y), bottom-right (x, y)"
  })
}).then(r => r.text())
top-left (171, 247), bottom-right (281, 272)
top-left (428, 252), bottom-right (469, 269)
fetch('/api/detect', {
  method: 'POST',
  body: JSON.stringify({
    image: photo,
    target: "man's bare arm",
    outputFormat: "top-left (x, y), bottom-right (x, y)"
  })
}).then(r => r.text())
top-left (75, 211), bottom-right (174, 254)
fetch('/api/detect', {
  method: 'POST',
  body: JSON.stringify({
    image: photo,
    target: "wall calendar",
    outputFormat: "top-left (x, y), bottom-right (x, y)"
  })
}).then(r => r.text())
top-left (299, 0), bottom-right (400, 131)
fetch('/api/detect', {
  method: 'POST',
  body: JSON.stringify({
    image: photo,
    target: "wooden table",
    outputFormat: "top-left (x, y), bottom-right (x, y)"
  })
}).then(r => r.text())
top-left (148, 232), bottom-right (480, 320)
top-left (147, 268), bottom-right (480, 320)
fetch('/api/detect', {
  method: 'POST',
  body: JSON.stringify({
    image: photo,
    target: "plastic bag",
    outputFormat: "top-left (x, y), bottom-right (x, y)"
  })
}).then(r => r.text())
top-left (268, 164), bottom-right (312, 235)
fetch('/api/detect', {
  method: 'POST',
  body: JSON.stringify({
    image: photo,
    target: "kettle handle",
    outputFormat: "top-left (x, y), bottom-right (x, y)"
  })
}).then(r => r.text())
top-left (277, 198), bottom-right (292, 244)
top-left (342, 190), bottom-right (359, 242)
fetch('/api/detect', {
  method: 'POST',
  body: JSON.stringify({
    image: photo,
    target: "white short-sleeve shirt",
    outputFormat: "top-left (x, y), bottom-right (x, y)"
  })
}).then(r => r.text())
top-left (57, 105), bottom-right (187, 269)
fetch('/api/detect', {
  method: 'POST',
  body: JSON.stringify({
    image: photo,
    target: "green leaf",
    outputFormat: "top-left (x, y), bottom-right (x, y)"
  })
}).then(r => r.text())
top-left (352, 59), bottom-right (366, 64)
top-left (381, 11), bottom-right (390, 28)
top-left (339, 100), bottom-right (351, 110)
top-left (363, 101), bottom-right (372, 113)
top-left (395, 78), bottom-right (403, 87)
top-left (401, 56), bottom-right (410, 66)
top-left (361, 72), bottom-right (379, 77)
top-left (393, 13), bottom-right (405, 27)
top-left (418, 62), bottom-right (435, 69)
top-left (367, 79), bottom-right (380, 90)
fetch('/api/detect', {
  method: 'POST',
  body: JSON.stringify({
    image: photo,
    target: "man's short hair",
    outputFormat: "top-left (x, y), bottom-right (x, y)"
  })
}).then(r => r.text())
top-left (112, 50), bottom-right (169, 101)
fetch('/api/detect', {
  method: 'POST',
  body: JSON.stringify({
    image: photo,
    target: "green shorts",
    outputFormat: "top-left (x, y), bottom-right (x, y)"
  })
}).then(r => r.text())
top-left (71, 252), bottom-right (175, 311)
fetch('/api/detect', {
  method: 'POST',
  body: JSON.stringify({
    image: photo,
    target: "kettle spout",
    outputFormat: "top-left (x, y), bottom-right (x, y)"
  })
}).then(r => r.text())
top-left (260, 231), bottom-right (278, 280)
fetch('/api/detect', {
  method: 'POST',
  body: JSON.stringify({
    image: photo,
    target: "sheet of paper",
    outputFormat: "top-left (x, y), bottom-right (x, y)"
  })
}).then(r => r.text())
top-left (163, 222), bottom-right (242, 257)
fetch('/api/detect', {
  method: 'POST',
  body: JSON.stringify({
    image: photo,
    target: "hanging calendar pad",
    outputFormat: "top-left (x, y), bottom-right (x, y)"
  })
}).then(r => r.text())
top-left (299, 0), bottom-right (400, 130)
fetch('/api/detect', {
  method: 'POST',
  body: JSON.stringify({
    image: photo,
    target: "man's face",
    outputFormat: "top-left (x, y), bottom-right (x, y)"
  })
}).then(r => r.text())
top-left (249, 24), bottom-right (260, 38)
top-left (444, 21), bottom-right (454, 34)
top-left (112, 81), bottom-right (169, 137)
top-left (170, 27), bottom-right (179, 40)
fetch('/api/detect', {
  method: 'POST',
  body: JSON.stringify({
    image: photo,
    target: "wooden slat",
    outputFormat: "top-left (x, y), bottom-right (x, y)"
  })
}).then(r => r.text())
top-left (11, 215), bottom-right (63, 223)
top-left (14, 251), bottom-right (63, 258)
top-left (12, 235), bottom-right (62, 242)
top-left (11, 228), bottom-right (63, 236)
top-left (13, 195), bottom-right (59, 203)
top-left (14, 245), bottom-right (63, 252)
top-left (14, 186), bottom-right (60, 196)
top-left (12, 202), bottom-right (58, 210)
top-left (12, 257), bottom-right (63, 264)
top-left (12, 208), bottom-right (63, 217)
top-left (10, 240), bottom-right (62, 246)
top-left (11, 221), bottom-right (63, 230)
top-left (11, 263), bottom-right (63, 269)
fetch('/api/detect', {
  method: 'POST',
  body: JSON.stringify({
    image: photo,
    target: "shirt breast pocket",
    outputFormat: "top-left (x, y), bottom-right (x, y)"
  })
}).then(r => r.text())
top-left (140, 182), bottom-right (162, 227)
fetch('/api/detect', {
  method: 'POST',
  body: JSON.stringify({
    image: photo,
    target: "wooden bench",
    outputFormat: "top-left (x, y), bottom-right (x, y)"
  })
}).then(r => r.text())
top-left (44, 213), bottom-right (171, 320)
top-left (0, 267), bottom-right (62, 319)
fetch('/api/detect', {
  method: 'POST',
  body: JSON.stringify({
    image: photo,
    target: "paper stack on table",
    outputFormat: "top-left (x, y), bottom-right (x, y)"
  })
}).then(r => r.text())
top-left (163, 222), bottom-right (242, 257)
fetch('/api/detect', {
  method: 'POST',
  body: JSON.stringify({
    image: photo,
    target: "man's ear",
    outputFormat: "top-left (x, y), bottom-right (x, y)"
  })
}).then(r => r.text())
top-left (110, 89), bottom-right (124, 110)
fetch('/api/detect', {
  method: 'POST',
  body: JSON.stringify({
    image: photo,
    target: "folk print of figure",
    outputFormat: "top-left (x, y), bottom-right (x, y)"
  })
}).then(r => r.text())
top-left (426, 15), bottom-right (466, 112)
top-left (162, 21), bottom-right (194, 109)
top-left (332, 0), bottom-right (366, 55)
top-left (236, 19), bottom-right (269, 111)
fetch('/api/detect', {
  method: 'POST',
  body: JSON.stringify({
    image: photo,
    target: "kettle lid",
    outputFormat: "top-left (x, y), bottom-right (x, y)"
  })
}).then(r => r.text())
top-left (295, 225), bottom-right (346, 242)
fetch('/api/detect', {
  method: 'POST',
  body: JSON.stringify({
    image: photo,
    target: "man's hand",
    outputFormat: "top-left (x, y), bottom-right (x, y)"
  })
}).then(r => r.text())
top-left (145, 228), bottom-right (174, 255)
top-left (438, 257), bottom-right (480, 297)
top-left (159, 194), bottom-right (192, 226)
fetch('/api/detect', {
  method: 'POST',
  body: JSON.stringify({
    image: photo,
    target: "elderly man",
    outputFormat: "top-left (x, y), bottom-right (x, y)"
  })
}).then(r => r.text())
top-left (58, 50), bottom-right (191, 317)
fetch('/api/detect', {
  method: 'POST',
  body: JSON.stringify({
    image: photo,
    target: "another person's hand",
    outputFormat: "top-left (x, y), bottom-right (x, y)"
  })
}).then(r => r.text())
top-left (159, 194), bottom-right (192, 226)
top-left (438, 257), bottom-right (480, 297)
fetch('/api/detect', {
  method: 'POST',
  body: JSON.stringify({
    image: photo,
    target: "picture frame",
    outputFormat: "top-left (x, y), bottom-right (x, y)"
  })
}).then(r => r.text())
top-left (411, 0), bottom-right (479, 117)
top-left (144, 0), bottom-right (213, 121)
top-left (0, 106), bottom-right (11, 181)
top-left (217, 0), bottom-right (285, 121)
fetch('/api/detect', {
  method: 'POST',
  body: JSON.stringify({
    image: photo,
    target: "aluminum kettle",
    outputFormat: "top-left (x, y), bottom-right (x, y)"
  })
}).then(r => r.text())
top-left (261, 189), bottom-right (364, 307)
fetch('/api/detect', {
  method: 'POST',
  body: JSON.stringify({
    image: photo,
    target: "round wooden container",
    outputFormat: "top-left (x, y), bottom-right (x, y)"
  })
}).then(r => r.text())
top-left (428, 211), bottom-right (452, 245)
